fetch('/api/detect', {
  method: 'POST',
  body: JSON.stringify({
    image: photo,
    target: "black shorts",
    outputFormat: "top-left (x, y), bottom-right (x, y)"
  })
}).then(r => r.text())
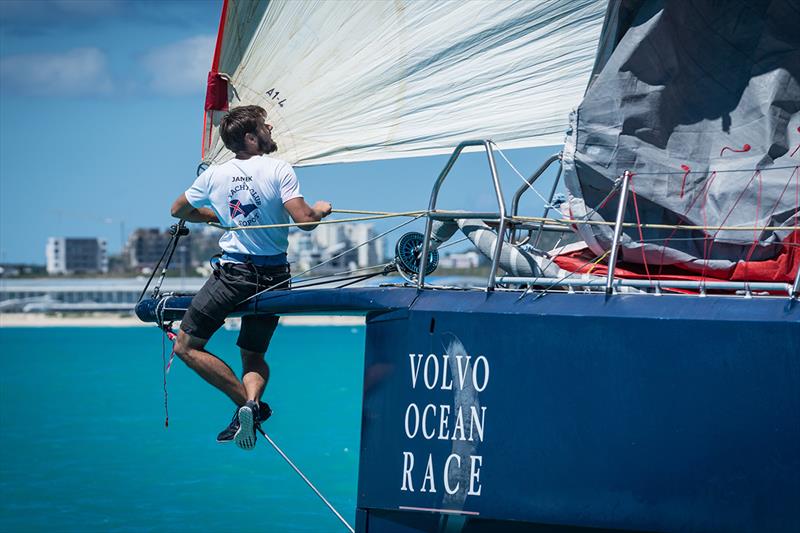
top-left (179, 262), bottom-right (291, 353)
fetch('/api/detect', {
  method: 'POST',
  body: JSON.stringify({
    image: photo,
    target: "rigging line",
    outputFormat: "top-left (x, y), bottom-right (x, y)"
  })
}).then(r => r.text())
top-left (618, 164), bottom-right (799, 176)
top-left (290, 272), bottom-right (383, 291)
top-left (337, 271), bottom-right (386, 289)
top-left (331, 208), bottom-right (426, 216)
top-left (520, 250), bottom-right (612, 303)
top-left (291, 236), bottom-right (473, 289)
top-left (210, 210), bottom-right (425, 231)
top-left (239, 215), bottom-right (425, 305)
top-left (742, 167), bottom-right (799, 276)
top-left (256, 427), bottom-right (355, 533)
top-left (584, 180), bottom-right (622, 219)
top-left (292, 236), bottom-right (471, 288)
top-left (628, 177), bottom-right (652, 280)
top-left (137, 228), bottom-right (181, 302)
top-left (508, 214), bottom-right (797, 232)
top-left (438, 236), bottom-right (471, 250)
top-left (290, 265), bottom-right (392, 289)
top-left (704, 169), bottom-right (762, 278)
top-left (626, 236), bottom-right (800, 246)
top-left (658, 170), bottom-right (718, 274)
top-left (292, 263), bottom-right (393, 285)
top-left (539, 235), bottom-right (565, 273)
top-left (492, 144), bottom-right (563, 213)
top-left (161, 328), bottom-right (169, 428)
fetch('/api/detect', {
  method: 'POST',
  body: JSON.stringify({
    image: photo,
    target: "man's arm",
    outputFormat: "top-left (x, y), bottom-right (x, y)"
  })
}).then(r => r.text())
top-left (170, 193), bottom-right (220, 223)
top-left (283, 198), bottom-right (332, 231)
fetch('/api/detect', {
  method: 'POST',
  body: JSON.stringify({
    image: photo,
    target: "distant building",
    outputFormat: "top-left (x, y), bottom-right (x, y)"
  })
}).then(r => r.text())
top-left (186, 224), bottom-right (224, 268)
top-left (439, 251), bottom-right (484, 270)
top-left (124, 229), bottom-right (170, 271)
top-left (287, 223), bottom-right (385, 273)
top-left (124, 228), bottom-right (192, 272)
top-left (45, 237), bottom-right (108, 275)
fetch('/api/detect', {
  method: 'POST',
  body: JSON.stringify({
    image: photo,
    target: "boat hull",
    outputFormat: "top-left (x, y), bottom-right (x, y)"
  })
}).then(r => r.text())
top-left (137, 288), bottom-right (800, 531)
top-left (356, 291), bottom-right (799, 532)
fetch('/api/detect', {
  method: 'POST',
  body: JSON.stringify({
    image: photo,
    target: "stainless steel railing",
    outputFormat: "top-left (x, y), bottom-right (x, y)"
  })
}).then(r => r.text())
top-left (416, 142), bottom-right (798, 300)
top-left (418, 140), bottom-right (507, 290)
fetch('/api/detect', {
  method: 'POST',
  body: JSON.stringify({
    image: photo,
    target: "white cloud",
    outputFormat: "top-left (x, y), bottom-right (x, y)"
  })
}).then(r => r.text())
top-left (141, 35), bottom-right (215, 96)
top-left (0, 48), bottom-right (114, 96)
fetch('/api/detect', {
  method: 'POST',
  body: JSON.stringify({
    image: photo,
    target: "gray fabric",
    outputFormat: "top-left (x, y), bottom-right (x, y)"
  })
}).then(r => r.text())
top-left (563, 0), bottom-right (800, 274)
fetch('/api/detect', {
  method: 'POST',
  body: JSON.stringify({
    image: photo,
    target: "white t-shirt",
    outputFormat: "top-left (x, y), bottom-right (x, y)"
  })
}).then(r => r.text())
top-left (184, 155), bottom-right (303, 256)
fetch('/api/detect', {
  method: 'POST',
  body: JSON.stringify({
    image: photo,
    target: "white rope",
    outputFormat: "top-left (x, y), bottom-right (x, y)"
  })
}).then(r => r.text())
top-left (257, 427), bottom-right (354, 533)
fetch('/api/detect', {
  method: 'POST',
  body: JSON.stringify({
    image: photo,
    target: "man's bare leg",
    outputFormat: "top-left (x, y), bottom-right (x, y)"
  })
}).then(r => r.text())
top-left (241, 349), bottom-right (269, 402)
top-left (174, 330), bottom-right (247, 406)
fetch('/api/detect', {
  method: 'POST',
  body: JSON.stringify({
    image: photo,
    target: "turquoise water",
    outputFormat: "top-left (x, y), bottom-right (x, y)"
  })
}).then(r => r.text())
top-left (0, 326), bottom-right (365, 532)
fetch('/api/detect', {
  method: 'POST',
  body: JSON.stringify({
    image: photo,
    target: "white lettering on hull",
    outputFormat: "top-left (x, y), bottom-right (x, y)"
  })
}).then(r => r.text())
top-left (400, 350), bottom-right (491, 498)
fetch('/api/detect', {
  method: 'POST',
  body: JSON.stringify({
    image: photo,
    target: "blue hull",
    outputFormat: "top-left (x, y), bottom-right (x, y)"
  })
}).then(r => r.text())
top-left (137, 288), bottom-right (800, 532)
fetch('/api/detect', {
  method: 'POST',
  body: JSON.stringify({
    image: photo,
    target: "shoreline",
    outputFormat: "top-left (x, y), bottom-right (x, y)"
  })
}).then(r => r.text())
top-left (0, 313), bottom-right (365, 328)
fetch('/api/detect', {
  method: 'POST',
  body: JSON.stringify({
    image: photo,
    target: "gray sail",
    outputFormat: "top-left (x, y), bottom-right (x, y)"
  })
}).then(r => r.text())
top-left (563, 0), bottom-right (800, 275)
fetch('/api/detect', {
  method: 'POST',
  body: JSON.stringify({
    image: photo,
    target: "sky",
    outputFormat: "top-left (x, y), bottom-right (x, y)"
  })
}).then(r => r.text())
top-left (0, 0), bottom-right (561, 265)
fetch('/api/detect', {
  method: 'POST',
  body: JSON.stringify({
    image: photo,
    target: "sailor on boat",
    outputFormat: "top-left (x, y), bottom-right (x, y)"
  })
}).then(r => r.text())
top-left (169, 105), bottom-right (332, 450)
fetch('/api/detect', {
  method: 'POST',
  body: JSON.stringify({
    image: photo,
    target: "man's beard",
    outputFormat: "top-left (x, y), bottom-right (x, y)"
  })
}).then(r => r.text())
top-left (259, 136), bottom-right (278, 154)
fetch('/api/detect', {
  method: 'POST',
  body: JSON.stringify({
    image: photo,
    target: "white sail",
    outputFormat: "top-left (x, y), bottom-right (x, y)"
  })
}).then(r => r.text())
top-left (205, 0), bottom-right (605, 167)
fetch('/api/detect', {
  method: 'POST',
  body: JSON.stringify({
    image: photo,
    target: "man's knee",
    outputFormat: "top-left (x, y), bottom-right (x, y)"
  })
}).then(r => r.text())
top-left (241, 348), bottom-right (267, 370)
top-left (174, 330), bottom-right (206, 363)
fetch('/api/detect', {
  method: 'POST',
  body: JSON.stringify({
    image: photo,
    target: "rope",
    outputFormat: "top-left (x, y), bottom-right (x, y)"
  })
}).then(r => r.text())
top-left (239, 214), bottom-right (425, 305)
top-left (284, 236), bottom-right (472, 290)
top-left (203, 206), bottom-right (797, 234)
top-left (210, 209), bottom-right (425, 231)
top-left (517, 250), bottom-right (611, 303)
top-left (137, 221), bottom-right (187, 302)
top-left (618, 164), bottom-right (799, 176)
top-left (256, 426), bottom-right (355, 533)
top-left (628, 177), bottom-right (651, 280)
top-left (507, 213), bottom-right (798, 232)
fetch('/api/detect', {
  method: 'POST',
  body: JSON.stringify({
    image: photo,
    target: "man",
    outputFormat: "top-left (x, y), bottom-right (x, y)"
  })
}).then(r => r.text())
top-left (170, 105), bottom-right (332, 450)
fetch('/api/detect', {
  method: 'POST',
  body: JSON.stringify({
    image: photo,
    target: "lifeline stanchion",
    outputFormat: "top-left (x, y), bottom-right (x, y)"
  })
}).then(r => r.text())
top-left (256, 426), bottom-right (355, 533)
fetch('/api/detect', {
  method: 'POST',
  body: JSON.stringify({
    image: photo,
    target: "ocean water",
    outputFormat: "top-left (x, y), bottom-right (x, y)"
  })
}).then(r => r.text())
top-left (0, 326), bottom-right (365, 532)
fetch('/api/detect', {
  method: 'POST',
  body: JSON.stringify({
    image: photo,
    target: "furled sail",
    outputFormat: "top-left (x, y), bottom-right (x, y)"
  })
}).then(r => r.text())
top-left (202, 0), bottom-right (605, 167)
top-left (563, 0), bottom-right (800, 278)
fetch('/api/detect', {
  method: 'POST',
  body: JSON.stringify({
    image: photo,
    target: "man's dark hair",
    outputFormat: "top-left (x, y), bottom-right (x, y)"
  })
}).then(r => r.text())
top-left (219, 105), bottom-right (267, 153)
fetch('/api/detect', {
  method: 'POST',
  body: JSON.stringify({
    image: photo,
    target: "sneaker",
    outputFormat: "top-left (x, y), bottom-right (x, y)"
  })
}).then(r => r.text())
top-left (234, 400), bottom-right (259, 450)
top-left (216, 409), bottom-right (241, 443)
top-left (257, 401), bottom-right (272, 426)
top-left (216, 401), bottom-right (271, 443)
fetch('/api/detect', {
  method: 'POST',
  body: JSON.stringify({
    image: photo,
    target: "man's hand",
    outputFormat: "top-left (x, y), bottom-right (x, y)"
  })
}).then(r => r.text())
top-left (313, 201), bottom-right (332, 218)
top-left (284, 198), bottom-right (332, 231)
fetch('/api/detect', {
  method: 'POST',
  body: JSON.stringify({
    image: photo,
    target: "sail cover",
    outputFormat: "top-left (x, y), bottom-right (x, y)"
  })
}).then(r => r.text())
top-left (202, 0), bottom-right (605, 166)
top-left (563, 0), bottom-right (800, 277)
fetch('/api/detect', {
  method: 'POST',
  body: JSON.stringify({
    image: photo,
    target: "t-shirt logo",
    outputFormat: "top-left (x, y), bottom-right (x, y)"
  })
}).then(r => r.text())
top-left (228, 198), bottom-right (258, 218)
